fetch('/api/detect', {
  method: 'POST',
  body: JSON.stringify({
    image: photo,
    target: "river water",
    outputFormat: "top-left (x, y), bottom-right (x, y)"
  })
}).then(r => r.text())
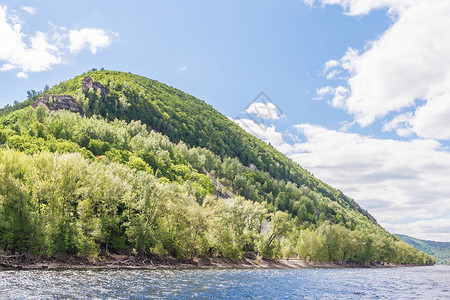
top-left (0, 265), bottom-right (449, 299)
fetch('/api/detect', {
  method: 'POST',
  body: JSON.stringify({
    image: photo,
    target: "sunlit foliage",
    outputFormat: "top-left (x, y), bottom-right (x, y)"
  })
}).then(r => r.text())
top-left (0, 70), bottom-right (435, 265)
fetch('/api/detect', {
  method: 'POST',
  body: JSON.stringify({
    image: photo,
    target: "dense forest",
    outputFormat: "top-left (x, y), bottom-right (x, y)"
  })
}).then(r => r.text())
top-left (0, 70), bottom-right (434, 265)
top-left (396, 234), bottom-right (449, 264)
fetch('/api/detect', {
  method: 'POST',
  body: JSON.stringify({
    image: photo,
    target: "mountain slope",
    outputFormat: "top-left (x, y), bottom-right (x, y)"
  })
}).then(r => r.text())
top-left (47, 70), bottom-right (375, 223)
top-left (0, 70), bottom-right (434, 265)
top-left (396, 234), bottom-right (450, 264)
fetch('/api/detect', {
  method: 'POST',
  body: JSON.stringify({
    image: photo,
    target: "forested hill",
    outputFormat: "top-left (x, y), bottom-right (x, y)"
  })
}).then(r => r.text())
top-left (42, 70), bottom-right (375, 223)
top-left (396, 234), bottom-right (450, 264)
top-left (0, 70), bottom-right (434, 265)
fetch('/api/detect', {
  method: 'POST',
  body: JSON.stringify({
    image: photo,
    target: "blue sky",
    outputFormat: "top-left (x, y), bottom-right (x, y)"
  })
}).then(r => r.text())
top-left (1, 0), bottom-right (449, 241)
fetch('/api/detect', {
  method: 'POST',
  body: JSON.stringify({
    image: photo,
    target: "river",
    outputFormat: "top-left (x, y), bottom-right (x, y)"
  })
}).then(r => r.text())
top-left (1, 265), bottom-right (449, 299)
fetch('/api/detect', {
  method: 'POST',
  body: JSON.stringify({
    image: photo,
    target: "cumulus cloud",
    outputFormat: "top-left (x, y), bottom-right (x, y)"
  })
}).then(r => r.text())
top-left (311, 0), bottom-right (450, 140)
top-left (244, 102), bottom-right (284, 120)
top-left (315, 86), bottom-right (334, 100)
top-left (232, 0), bottom-right (450, 242)
top-left (233, 113), bottom-right (450, 240)
top-left (323, 59), bottom-right (341, 79)
top-left (325, 69), bottom-right (340, 79)
top-left (16, 71), bottom-right (28, 78)
top-left (288, 124), bottom-right (450, 241)
top-left (69, 28), bottom-right (111, 54)
top-left (20, 6), bottom-right (35, 14)
top-left (324, 59), bottom-right (339, 72)
top-left (338, 120), bottom-right (355, 132)
top-left (0, 5), bottom-right (114, 78)
top-left (0, 6), bottom-right (62, 77)
top-left (382, 112), bottom-right (413, 137)
top-left (232, 118), bottom-right (285, 146)
top-left (315, 85), bottom-right (349, 108)
top-left (305, 0), bottom-right (419, 16)
top-left (411, 92), bottom-right (450, 140)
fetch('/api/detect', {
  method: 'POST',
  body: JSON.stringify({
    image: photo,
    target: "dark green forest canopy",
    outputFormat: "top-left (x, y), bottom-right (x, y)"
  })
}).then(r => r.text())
top-left (0, 70), bottom-right (434, 265)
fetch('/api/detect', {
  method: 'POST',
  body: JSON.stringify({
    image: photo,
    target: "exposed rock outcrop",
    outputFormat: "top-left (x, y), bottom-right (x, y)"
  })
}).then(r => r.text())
top-left (81, 76), bottom-right (109, 96)
top-left (81, 76), bottom-right (93, 90)
top-left (31, 77), bottom-right (110, 115)
top-left (32, 95), bottom-right (83, 115)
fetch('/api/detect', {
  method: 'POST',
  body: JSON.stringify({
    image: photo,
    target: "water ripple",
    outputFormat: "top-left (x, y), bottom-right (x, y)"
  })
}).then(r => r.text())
top-left (0, 265), bottom-right (449, 299)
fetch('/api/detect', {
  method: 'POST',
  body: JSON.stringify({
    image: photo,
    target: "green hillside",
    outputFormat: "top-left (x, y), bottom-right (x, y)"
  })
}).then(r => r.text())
top-left (46, 70), bottom-right (375, 223)
top-left (396, 234), bottom-right (450, 264)
top-left (0, 70), bottom-right (434, 265)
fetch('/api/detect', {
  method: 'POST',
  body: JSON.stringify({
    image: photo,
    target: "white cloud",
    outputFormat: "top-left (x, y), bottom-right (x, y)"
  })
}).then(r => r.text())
top-left (382, 112), bottom-right (413, 137)
top-left (304, 0), bottom-right (450, 240)
top-left (339, 120), bottom-right (355, 132)
top-left (306, 0), bottom-right (419, 16)
top-left (69, 28), bottom-right (111, 54)
top-left (287, 123), bottom-right (450, 241)
top-left (16, 31), bottom-right (61, 72)
top-left (0, 6), bottom-right (62, 74)
top-left (330, 86), bottom-right (348, 108)
top-left (0, 5), bottom-right (114, 77)
top-left (311, 0), bottom-right (450, 140)
top-left (324, 59), bottom-right (339, 72)
top-left (179, 66), bottom-right (187, 72)
top-left (315, 86), bottom-right (334, 100)
top-left (235, 0), bottom-right (450, 242)
top-left (20, 6), bottom-right (35, 14)
top-left (323, 59), bottom-right (340, 79)
top-left (233, 118), bottom-right (285, 146)
top-left (325, 69), bottom-right (340, 79)
top-left (244, 102), bottom-right (284, 120)
top-left (411, 92), bottom-right (450, 140)
top-left (16, 71), bottom-right (27, 78)
top-left (233, 110), bottom-right (450, 240)
top-left (314, 85), bottom-right (349, 108)
top-left (0, 63), bottom-right (15, 71)
top-left (233, 114), bottom-right (450, 240)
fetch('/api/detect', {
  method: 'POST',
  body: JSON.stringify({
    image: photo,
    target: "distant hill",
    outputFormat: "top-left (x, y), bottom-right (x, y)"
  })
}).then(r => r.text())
top-left (396, 234), bottom-right (450, 264)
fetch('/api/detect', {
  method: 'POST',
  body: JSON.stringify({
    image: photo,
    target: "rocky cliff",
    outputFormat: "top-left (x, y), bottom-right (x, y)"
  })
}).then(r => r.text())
top-left (81, 76), bottom-right (109, 96)
top-left (31, 95), bottom-right (83, 115)
top-left (31, 76), bottom-right (110, 115)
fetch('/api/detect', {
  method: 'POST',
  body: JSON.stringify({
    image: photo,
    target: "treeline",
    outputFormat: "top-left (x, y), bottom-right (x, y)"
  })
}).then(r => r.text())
top-left (0, 106), bottom-right (435, 264)
top-left (0, 149), bottom-right (434, 265)
top-left (0, 89), bottom-right (45, 119)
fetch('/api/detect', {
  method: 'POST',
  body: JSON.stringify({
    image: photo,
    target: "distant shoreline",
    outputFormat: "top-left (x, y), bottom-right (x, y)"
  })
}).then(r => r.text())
top-left (0, 254), bottom-right (420, 270)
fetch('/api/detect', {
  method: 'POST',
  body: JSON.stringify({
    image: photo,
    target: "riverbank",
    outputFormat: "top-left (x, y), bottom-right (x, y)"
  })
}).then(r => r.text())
top-left (0, 254), bottom-right (415, 270)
